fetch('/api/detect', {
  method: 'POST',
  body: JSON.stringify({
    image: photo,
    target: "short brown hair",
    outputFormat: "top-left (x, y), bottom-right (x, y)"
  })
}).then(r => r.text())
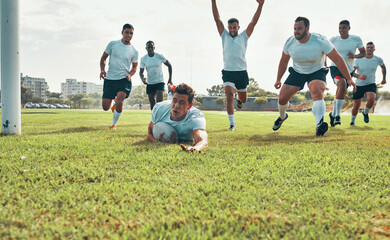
top-left (122, 23), bottom-right (134, 32)
top-left (146, 40), bottom-right (154, 47)
top-left (174, 83), bottom-right (195, 104)
top-left (295, 16), bottom-right (310, 27)
top-left (228, 18), bottom-right (239, 25)
top-left (339, 20), bottom-right (350, 26)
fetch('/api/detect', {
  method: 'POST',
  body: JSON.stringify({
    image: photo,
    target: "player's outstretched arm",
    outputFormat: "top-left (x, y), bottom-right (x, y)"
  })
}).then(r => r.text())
top-left (328, 48), bottom-right (356, 92)
top-left (139, 68), bottom-right (147, 84)
top-left (348, 47), bottom-right (366, 59)
top-left (164, 60), bottom-right (173, 84)
top-left (380, 64), bottom-right (387, 85)
top-left (274, 51), bottom-right (290, 89)
top-left (126, 62), bottom-right (138, 81)
top-left (99, 52), bottom-right (109, 80)
top-left (352, 67), bottom-right (367, 80)
top-left (246, 0), bottom-right (265, 37)
top-left (180, 129), bottom-right (208, 153)
top-left (211, 0), bottom-right (224, 36)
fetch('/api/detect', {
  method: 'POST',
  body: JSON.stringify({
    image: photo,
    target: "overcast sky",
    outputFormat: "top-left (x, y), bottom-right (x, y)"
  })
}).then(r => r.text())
top-left (12, 0), bottom-right (390, 95)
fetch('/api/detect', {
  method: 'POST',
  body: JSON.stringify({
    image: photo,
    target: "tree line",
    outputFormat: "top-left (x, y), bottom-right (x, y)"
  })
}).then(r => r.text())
top-left (205, 78), bottom-right (390, 105)
top-left (13, 80), bottom-right (390, 109)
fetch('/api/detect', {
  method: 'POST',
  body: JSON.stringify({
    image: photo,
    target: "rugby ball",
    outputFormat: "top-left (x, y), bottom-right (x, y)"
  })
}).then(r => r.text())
top-left (152, 122), bottom-right (178, 142)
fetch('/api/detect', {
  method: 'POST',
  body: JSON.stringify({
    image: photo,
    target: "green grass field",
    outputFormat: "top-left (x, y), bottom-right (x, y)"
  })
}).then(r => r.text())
top-left (1, 109), bottom-right (389, 239)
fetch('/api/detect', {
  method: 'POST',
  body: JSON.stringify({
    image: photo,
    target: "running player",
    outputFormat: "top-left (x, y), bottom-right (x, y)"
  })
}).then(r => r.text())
top-left (99, 23), bottom-right (138, 130)
top-left (139, 41), bottom-right (173, 110)
top-left (350, 42), bottom-right (386, 125)
top-left (328, 20), bottom-right (365, 126)
top-left (273, 17), bottom-right (356, 136)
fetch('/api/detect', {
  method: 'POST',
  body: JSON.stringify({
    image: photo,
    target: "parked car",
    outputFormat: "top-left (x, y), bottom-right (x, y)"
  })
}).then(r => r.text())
top-left (62, 104), bottom-right (70, 109)
top-left (26, 102), bottom-right (34, 108)
top-left (39, 103), bottom-right (49, 108)
top-left (54, 104), bottom-right (64, 109)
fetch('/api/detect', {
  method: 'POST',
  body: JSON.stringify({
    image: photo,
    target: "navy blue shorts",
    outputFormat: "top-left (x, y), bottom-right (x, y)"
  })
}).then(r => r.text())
top-left (353, 83), bottom-right (377, 100)
top-left (330, 66), bottom-right (353, 86)
top-left (222, 70), bottom-right (249, 90)
top-left (146, 82), bottom-right (165, 94)
top-left (284, 67), bottom-right (328, 90)
top-left (102, 78), bottom-right (132, 99)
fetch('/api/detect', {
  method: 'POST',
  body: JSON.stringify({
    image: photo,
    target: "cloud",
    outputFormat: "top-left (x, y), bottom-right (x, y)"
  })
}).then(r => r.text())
top-left (27, 0), bottom-right (77, 15)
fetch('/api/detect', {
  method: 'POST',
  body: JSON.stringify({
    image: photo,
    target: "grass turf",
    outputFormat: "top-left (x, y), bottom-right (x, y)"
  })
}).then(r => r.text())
top-left (1, 109), bottom-right (389, 239)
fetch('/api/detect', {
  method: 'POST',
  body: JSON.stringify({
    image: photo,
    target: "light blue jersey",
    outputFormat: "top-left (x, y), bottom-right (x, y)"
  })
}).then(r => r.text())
top-left (151, 101), bottom-right (206, 141)
top-left (105, 40), bottom-right (138, 80)
top-left (283, 33), bottom-right (334, 74)
top-left (140, 53), bottom-right (167, 84)
top-left (221, 29), bottom-right (249, 71)
top-left (354, 56), bottom-right (384, 86)
top-left (330, 35), bottom-right (364, 72)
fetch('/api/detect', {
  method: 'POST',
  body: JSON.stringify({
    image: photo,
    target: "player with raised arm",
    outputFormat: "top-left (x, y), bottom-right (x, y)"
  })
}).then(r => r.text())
top-left (211, 0), bottom-right (265, 131)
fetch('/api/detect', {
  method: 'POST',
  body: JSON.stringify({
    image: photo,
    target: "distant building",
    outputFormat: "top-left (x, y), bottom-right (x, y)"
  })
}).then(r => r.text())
top-left (20, 73), bottom-right (49, 100)
top-left (61, 79), bottom-right (103, 99)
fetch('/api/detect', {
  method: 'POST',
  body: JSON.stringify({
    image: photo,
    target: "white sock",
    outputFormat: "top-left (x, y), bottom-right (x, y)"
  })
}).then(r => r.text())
top-left (331, 98), bottom-right (336, 116)
top-left (364, 106), bottom-right (370, 114)
top-left (111, 109), bottom-right (121, 127)
top-left (278, 102), bottom-right (289, 119)
top-left (335, 99), bottom-right (344, 117)
top-left (351, 115), bottom-right (357, 123)
top-left (312, 100), bottom-right (326, 125)
top-left (228, 114), bottom-right (235, 126)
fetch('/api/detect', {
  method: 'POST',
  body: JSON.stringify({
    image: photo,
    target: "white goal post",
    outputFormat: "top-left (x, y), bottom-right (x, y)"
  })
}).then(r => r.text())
top-left (1, 0), bottom-right (21, 135)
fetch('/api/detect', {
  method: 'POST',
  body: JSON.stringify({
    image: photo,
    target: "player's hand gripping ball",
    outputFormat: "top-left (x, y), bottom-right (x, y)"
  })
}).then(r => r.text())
top-left (153, 122), bottom-right (178, 143)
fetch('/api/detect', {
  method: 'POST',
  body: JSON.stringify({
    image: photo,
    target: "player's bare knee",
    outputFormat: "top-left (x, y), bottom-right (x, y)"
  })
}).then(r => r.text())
top-left (337, 79), bottom-right (347, 88)
top-left (226, 95), bottom-right (234, 104)
top-left (353, 101), bottom-right (361, 109)
top-left (102, 104), bottom-right (110, 111)
top-left (279, 100), bottom-right (289, 106)
top-left (278, 96), bottom-right (289, 105)
top-left (367, 100), bottom-right (375, 107)
top-left (226, 91), bottom-right (234, 98)
top-left (310, 90), bottom-right (324, 101)
top-left (116, 101), bottom-right (123, 108)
